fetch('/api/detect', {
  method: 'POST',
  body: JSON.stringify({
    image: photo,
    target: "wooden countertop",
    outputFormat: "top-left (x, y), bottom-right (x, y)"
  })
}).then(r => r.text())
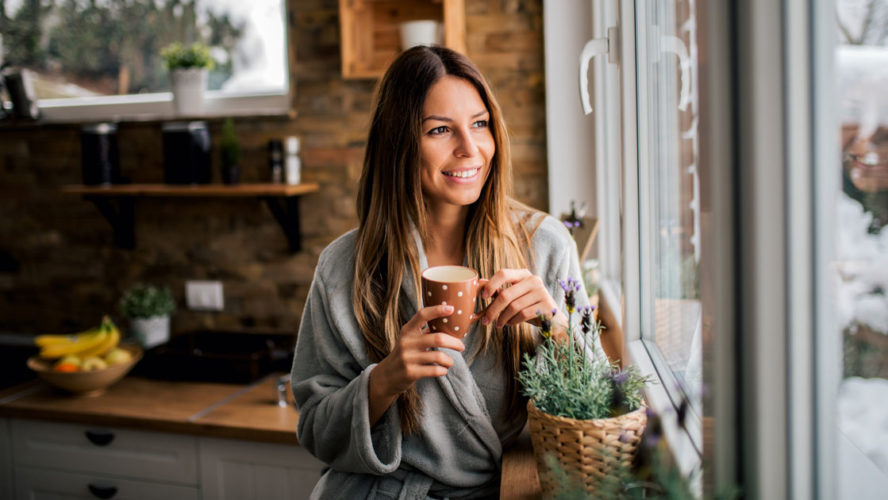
top-left (500, 432), bottom-right (542, 500)
top-left (0, 374), bottom-right (300, 445)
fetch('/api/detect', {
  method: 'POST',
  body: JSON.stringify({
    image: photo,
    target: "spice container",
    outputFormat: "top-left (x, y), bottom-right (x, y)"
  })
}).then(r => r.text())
top-left (268, 139), bottom-right (283, 184)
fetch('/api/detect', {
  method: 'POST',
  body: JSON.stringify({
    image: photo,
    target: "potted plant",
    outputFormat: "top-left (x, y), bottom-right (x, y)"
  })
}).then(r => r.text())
top-left (220, 117), bottom-right (240, 184)
top-left (518, 278), bottom-right (651, 497)
top-left (119, 284), bottom-right (176, 349)
top-left (161, 42), bottom-right (215, 116)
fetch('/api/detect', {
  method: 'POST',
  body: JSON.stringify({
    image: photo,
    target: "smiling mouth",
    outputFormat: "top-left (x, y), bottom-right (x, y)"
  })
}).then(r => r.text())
top-left (442, 168), bottom-right (480, 179)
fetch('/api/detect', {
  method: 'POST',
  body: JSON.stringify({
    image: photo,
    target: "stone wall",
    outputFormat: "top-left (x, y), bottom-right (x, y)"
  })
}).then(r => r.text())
top-left (0, 0), bottom-right (548, 336)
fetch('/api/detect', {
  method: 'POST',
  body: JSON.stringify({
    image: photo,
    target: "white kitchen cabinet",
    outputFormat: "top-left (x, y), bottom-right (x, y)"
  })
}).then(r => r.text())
top-left (199, 437), bottom-right (324, 500)
top-left (1, 418), bottom-right (13, 500)
top-left (10, 419), bottom-right (198, 486)
top-left (14, 467), bottom-right (200, 500)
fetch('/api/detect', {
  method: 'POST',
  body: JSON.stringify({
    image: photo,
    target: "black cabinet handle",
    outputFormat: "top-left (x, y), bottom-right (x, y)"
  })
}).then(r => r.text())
top-left (84, 429), bottom-right (114, 446)
top-left (87, 483), bottom-right (118, 499)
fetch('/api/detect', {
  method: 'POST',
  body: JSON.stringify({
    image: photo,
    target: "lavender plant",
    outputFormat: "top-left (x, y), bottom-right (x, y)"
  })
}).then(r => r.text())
top-left (518, 278), bottom-right (649, 420)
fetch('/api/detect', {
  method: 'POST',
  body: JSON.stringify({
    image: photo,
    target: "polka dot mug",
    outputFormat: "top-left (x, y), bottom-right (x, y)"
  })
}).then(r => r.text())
top-left (420, 265), bottom-right (485, 339)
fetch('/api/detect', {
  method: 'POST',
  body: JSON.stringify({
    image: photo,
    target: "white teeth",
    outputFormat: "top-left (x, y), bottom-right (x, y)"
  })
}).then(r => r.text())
top-left (444, 168), bottom-right (478, 178)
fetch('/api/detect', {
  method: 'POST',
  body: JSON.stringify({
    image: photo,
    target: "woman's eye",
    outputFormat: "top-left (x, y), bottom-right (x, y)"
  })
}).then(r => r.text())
top-left (473, 120), bottom-right (489, 128)
top-left (428, 126), bottom-right (449, 135)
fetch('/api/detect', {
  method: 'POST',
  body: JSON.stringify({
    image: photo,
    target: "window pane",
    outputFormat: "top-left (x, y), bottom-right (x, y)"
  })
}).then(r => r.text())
top-left (636, 0), bottom-right (702, 405)
top-left (835, 0), bottom-right (888, 494)
top-left (1, 0), bottom-right (287, 99)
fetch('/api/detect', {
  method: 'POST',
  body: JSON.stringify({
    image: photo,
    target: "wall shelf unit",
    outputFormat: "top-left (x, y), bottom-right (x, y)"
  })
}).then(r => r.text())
top-left (61, 183), bottom-right (320, 253)
top-left (338, 0), bottom-right (466, 79)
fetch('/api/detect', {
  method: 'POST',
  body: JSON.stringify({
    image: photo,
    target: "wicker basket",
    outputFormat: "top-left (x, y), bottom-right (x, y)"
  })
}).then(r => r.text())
top-left (526, 400), bottom-right (647, 496)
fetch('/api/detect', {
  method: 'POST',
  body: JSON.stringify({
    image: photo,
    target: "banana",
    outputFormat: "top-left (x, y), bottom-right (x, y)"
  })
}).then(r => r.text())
top-left (34, 327), bottom-right (100, 348)
top-left (39, 328), bottom-right (107, 359)
top-left (77, 321), bottom-right (120, 359)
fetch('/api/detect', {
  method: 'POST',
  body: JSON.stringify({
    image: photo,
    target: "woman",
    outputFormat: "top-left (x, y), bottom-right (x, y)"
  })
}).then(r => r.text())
top-left (291, 46), bottom-right (592, 499)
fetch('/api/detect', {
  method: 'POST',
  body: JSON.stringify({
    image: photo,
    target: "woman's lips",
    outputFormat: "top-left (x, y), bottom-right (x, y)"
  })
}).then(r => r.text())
top-left (442, 167), bottom-right (481, 182)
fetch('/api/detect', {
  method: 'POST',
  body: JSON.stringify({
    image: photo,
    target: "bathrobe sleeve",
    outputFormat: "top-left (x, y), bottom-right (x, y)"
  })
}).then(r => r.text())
top-left (290, 232), bottom-right (402, 475)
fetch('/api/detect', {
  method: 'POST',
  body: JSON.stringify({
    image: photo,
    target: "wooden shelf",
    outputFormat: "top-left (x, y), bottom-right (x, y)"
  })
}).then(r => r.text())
top-left (338, 0), bottom-right (466, 79)
top-left (62, 183), bottom-right (320, 253)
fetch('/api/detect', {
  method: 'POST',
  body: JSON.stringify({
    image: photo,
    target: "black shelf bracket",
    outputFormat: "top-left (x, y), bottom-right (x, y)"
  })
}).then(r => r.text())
top-left (85, 196), bottom-right (135, 249)
top-left (262, 196), bottom-right (304, 253)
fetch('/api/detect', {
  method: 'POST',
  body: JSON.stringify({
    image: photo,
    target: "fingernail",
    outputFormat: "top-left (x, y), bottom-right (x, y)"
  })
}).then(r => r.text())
top-left (444, 305), bottom-right (454, 312)
top-left (482, 291), bottom-right (489, 299)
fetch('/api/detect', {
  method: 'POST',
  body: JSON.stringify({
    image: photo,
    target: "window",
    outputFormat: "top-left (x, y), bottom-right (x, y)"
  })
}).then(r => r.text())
top-left (591, 0), bottom-right (703, 479)
top-left (832, 0), bottom-right (888, 496)
top-left (635, 0), bottom-right (702, 414)
top-left (0, 0), bottom-right (290, 122)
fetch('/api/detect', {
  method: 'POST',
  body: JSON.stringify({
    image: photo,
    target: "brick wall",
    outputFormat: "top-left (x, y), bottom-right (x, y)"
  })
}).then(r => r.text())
top-left (0, 0), bottom-right (548, 336)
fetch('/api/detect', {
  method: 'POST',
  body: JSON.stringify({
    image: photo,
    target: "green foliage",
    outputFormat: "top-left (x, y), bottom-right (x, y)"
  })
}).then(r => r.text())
top-left (220, 117), bottom-right (240, 167)
top-left (119, 284), bottom-right (175, 319)
top-left (518, 278), bottom-right (651, 421)
top-left (161, 42), bottom-right (215, 71)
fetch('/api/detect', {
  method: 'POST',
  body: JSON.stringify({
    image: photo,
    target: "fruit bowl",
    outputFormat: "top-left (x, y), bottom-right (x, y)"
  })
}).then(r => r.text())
top-left (27, 344), bottom-right (143, 397)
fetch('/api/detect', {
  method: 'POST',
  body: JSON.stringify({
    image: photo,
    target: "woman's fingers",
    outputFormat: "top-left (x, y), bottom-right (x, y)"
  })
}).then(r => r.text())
top-left (481, 269), bottom-right (532, 299)
top-left (498, 291), bottom-right (548, 327)
top-left (480, 271), bottom-right (557, 328)
top-left (402, 304), bottom-right (454, 335)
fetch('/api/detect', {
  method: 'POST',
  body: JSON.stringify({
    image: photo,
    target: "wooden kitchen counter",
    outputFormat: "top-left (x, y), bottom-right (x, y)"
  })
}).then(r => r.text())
top-left (500, 432), bottom-right (542, 500)
top-left (0, 374), bottom-right (300, 445)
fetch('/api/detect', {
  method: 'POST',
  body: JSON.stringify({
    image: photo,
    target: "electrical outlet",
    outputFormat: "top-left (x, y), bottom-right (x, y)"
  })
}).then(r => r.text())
top-left (185, 280), bottom-right (224, 311)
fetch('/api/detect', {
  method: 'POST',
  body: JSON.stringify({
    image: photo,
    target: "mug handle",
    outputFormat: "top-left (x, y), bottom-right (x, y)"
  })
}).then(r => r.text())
top-left (471, 279), bottom-right (491, 323)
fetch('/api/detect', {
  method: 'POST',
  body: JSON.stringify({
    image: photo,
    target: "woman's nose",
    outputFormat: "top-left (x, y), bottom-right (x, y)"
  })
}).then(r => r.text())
top-left (454, 129), bottom-right (478, 158)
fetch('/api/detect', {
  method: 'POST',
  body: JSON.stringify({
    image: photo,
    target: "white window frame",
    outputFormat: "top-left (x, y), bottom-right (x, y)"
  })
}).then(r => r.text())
top-left (597, 0), bottom-right (844, 497)
top-left (593, 0), bottom-right (742, 492)
top-left (36, 90), bottom-right (292, 123)
top-left (613, 0), bottom-right (705, 482)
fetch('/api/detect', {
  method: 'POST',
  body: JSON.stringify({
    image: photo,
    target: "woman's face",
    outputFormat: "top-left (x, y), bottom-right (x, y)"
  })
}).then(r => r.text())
top-left (419, 75), bottom-right (495, 213)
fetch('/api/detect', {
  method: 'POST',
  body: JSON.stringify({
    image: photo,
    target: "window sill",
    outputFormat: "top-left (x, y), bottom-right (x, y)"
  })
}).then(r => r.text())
top-left (628, 339), bottom-right (702, 489)
top-left (5, 91), bottom-right (292, 125)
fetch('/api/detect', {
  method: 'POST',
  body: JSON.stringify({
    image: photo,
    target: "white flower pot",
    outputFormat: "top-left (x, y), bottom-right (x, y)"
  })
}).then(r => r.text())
top-left (131, 315), bottom-right (170, 349)
top-left (169, 68), bottom-right (208, 116)
top-left (399, 20), bottom-right (441, 50)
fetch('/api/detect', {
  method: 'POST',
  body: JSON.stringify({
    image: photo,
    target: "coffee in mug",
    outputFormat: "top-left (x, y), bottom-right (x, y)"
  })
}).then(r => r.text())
top-left (421, 265), bottom-right (482, 339)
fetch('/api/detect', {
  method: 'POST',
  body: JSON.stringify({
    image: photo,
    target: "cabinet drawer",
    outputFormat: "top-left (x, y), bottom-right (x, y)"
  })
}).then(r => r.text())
top-left (14, 466), bottom-right (199, 500)
top-left (11, 419), bottom-right (197, 485)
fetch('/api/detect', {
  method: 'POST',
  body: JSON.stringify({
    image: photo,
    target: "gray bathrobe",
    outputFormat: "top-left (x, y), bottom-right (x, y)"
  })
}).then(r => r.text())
top-left (290, 214), bottom-right (592, 499)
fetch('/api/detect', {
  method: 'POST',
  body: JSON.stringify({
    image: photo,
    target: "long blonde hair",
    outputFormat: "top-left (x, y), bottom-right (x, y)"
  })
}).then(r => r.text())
top-left (354, 46), bottom-right (539, 434)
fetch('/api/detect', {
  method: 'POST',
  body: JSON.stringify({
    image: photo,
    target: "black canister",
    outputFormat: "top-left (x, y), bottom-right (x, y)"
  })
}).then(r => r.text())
top-left (81, 123), bottom-right (120, 185)
top-left (162, 121), bottom-right (212, 184)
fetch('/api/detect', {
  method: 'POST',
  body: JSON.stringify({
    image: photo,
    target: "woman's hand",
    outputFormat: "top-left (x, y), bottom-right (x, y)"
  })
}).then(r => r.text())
top-left (368, 304), bottom-right (465, 425)
top-left (480, 269), bottom-right (567, 331)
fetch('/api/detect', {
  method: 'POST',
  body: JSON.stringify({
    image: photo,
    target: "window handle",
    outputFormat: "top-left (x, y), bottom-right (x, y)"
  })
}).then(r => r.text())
top-left (579, 26), bottom-right (619, 115)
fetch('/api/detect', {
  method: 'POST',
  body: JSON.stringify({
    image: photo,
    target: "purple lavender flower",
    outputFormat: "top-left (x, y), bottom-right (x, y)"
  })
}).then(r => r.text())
top-left (537, 310), bottom-right (552, 338)
top-left (580, 305), bottom-right (593, 335)
top-left (612, 369), bottom-right (630, 386)
top-left (560, 278), bottom-right (577, 313)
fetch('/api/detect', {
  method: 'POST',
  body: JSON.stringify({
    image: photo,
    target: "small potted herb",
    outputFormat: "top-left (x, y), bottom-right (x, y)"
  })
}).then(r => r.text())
top-left (161, 42), bottom-right (215, 116)
top-left (119, 284), bottom-right (175, 348)
top-left (518, 278), bottom-right (651, 496)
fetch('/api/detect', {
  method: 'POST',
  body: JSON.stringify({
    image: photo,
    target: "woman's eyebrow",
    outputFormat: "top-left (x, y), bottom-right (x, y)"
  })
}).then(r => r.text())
top-left (421, 110), bottom-right (489, 123)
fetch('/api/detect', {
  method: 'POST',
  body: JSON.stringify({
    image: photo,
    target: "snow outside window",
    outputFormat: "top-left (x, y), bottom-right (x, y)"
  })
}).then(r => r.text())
top-left (833, 0), bottom-right (888, 496)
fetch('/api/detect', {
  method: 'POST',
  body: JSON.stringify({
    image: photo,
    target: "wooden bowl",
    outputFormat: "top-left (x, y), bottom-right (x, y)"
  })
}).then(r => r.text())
top-left (27, 344), bottom-right (143, 397)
